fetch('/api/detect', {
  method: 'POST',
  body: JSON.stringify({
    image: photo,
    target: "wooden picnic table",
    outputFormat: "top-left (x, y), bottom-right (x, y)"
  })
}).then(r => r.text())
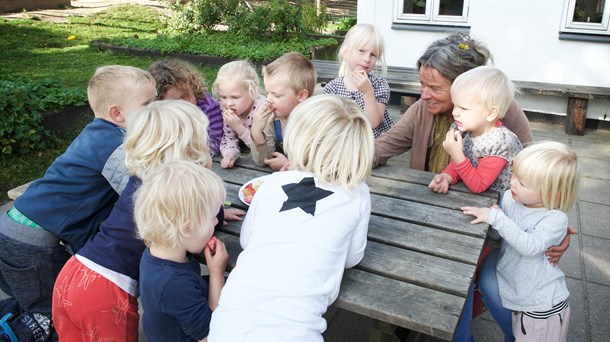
top-left (211, 155), bottom-right (498, 341)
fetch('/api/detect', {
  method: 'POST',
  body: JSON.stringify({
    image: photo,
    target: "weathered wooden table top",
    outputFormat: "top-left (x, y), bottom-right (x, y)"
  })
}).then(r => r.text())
top-left (212, 155), bottom-right (497, 341)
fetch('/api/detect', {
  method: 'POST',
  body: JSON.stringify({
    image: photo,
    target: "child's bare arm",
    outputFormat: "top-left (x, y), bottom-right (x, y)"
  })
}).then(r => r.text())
top-left (204, 238), bottom-right (228, 310)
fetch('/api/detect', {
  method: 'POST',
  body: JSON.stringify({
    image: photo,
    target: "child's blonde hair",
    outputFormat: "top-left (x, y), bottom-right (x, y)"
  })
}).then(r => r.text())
top-left (124, 100), bottom-right (211, 179)
top-left (338, 23), bottom-right (387, 77)
top-left (450, 66), bottom-right (516, 119)
top-left (212, 60), bottom-right (261, 100)
top-left (149, 59), bottom-right (208, 100)
top-left (134, 160), bottom-right (226, 250)
top-left (513, 141), bottom-right (580, 212)
top-left (263, 52), bottom-right (316, 97)
top-left (284, 94), bottom-right (374, 190)
top-left (87, 65), bottom-right (155, 118)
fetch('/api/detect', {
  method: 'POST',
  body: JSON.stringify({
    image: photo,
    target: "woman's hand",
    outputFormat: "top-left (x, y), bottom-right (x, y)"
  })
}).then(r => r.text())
top-left (545, 227), bottom-right (576, 265)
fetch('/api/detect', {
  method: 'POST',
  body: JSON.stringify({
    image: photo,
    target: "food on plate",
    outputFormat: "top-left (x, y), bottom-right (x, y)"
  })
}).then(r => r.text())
top-left (242, 180), bottom-right (263, 204)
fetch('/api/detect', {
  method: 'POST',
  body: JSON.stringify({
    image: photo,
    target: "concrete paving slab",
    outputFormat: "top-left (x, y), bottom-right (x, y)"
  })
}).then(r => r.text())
top-left (586, 282), bottom-right (610, 342)
top-left (579, 178), bottom-right (610, 206)
top-left (581, 235), bottom-right (610, 286)
top-left (579, 201), bottom-right (610, 240)
top-left (579, 157), bottom-right (610, 181)
top-left (572, 140), bottom-right (610, 161)
top-left (566, 277), bottom-right (588, 342)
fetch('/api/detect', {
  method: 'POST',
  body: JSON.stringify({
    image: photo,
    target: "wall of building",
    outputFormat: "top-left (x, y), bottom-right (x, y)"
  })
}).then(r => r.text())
top-left (358, 0), bottom-right (610, 120)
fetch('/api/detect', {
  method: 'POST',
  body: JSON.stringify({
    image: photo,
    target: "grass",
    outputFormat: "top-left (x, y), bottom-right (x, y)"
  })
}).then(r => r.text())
top-left (0, 4), bottom-right (220, 203)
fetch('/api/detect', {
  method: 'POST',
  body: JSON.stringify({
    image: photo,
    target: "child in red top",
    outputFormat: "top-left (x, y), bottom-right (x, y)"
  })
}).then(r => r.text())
top-left (428, 66), bottom-right (522, 195)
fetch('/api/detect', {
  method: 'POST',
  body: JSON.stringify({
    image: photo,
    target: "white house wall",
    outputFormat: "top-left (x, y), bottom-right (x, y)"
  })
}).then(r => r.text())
top-left (358, 0), bottom-right (610, 120)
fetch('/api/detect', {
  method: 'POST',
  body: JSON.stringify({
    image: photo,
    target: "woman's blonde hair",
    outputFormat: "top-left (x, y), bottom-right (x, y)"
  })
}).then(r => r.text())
top-left (124, 100), bottom-right (211, 179)
top-left (451, 66), bottom-right (517, 119)
top-left (513, 141), bottom-right (580, 212)
top-left (149, 59), bottom-right (208, 100)
top-left (212, 60), bottom-right (261, 100)
top-left (134, 160), bottom-right (226, 250)
top-left (338, 23), bottom-right (387, 77)
top-left (284, 94), bottom-right (374, 190)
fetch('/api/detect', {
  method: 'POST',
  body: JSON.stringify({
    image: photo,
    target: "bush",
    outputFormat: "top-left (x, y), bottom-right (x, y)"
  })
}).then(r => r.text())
top-left (167, 0), bottom-right (329, 41)
top-left (0, 69), bottom-right (87, 157)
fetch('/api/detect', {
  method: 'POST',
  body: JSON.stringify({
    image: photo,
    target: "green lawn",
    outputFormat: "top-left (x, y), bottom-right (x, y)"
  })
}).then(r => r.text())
top-left (0, 4), bottom-right (219, 203)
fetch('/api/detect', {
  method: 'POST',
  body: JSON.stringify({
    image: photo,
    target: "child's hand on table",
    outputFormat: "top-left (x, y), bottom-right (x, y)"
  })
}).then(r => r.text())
top-left (220, 151), bottom-right (239, 169)
top-left (222, 208), bottom-right (245, 225)
top-left (264, 152), bottom-right (288, 171)
top-left (428, 173), bottom-right (453, 193)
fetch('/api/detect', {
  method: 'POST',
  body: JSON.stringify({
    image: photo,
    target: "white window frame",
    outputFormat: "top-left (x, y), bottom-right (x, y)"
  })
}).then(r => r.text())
top-left (393, 0), bottom-right (470, 26)
top-left (560, 0), bottom-right (610, 35)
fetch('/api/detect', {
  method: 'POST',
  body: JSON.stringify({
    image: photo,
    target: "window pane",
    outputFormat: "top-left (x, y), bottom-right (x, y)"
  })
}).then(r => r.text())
top-left (403, 0), bottom-right (427, 15)
top-left (573, 0), bottom-right (605, 23)
top-left (439, 0), bottom-right (464, 16)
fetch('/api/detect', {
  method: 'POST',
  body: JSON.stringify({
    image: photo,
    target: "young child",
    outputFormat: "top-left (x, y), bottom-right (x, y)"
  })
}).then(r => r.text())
top-left (0, 65), bottom-right (155, 341)
top-left (209, 94), bottom-right (374, 341)
top-left (462, 141), bottom-right (579, 341)
top-left (250, 51), bottom-right (316, 171)
top-left (52, 100), bottom-right (216, 341)
top-left (212, 60), bottom-right (267, 169)
top-left (149, 59), bottom-right (224, 156)
top-left (323, 23), bottom-right (393, 138)
top-left (428, 66), bottom-right (522, 195)
top-left (136, 160), bottom-right (229, 342)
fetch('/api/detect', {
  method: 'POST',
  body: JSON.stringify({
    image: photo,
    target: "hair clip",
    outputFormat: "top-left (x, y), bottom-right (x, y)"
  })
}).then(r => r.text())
top-left (458, 43), bottom-right (469, 51)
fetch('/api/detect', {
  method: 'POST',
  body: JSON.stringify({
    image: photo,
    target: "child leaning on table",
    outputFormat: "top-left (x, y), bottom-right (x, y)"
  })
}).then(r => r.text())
top-left (136, 160), bottom-right (229, 342)
top-left (209, 94), bottom-right (374, 341)
top-left (0, 65), bottom-right (155, 342)
top-left (462, 141), bottom-right (580, 342)
top-left (250, 51), bottom-right (316, 171)
top-left (52, 100), bottom-right (238, 341)
top-left (323, 23), bottom-right (394, 138)
top-left (149, 59), bottom-right (223, 156)
top-left (428, 65), bottom-right (522, 196)
top-left (212, 60), bottom-right (267, 169)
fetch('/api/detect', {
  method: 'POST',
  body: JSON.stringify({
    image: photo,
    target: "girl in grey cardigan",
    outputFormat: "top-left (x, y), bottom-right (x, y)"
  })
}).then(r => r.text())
top-left (462, 141), bottom-right (580, 342)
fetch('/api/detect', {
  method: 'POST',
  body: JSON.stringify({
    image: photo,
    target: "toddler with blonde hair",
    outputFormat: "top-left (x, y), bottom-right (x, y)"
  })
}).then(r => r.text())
top-left (213, 60), bottom-right (267, 168)
top-left (136, 160), bottom-right (228, 342)
top-left (462, 141), bottom-right (580, 342)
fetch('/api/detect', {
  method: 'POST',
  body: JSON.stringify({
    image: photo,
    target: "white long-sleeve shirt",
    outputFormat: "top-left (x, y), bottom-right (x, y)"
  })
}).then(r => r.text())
top-left (209, 170), bottom-right (371, 341)
top-left (488, 190), bottom-right (569, 312)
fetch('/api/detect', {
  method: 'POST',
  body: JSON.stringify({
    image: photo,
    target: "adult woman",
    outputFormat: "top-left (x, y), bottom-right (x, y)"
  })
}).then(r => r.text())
top-left (374, 33), bottom-right (571, 341)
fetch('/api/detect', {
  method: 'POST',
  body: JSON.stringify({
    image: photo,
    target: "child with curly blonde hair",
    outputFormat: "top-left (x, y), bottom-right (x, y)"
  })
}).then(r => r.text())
top-left (213, 60), bottom-right (267, 168)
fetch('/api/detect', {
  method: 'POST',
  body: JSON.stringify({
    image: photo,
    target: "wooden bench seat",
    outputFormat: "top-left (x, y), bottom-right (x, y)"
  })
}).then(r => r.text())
top-left (311, 59), bottom-right (610, 136)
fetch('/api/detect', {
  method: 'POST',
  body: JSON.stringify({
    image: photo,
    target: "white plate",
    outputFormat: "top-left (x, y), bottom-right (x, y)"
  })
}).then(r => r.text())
top-left (238, 175), bottom-right (269, 206)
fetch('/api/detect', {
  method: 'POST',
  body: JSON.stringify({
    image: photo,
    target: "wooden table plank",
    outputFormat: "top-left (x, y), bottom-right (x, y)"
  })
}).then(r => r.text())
top-left (335, 269), bottom-right (462, 341)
